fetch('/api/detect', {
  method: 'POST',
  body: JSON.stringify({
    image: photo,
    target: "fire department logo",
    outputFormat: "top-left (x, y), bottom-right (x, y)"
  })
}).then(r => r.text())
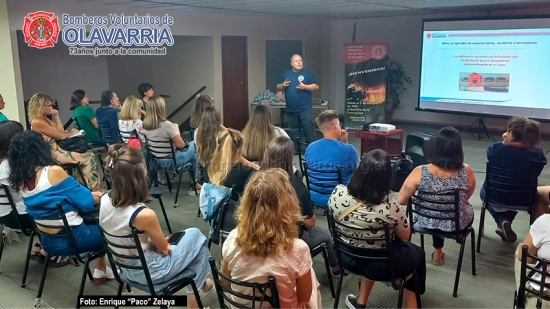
top-left (23, 11), bottom-right (59, 49)
top-left (371, 45), bottom-right (387, 60)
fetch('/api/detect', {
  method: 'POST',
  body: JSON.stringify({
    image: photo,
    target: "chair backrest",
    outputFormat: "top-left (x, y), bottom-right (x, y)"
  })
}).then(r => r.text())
top-left (189, 127), bottom-right (196, 141)
top-left (72, 117), bottom-right (82, 130)
top-left (216, 197), bottom-right (238, 246)
top-left (295, 137), bottom-right (308, 177)
top-left (119, 127), bottom-right (140, 143)
top-left (303, 162), bottom-right (342, 195)
top-left (144, 134), bottom-right (178, 171)
top-left (31, 203), bottom-right (84, 261)
top-left (208, 257), bottom-right (280, 309)
top-left (485, 162), bottom-right (538, 210)
top-left (98, 118), bottom-right (122, 145)
top-left (327, 209), bottom-right (399, 288)
top-left (517, 245), bottom-right (550, 309)
top-left (98, 225), bottom-right (158, 295)
top-left (0, 185), bottom-right (32, 236)
top-left (407, 190), bottom-right (461, 237)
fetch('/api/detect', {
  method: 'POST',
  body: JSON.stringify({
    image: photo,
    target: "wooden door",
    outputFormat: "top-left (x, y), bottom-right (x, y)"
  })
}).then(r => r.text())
top-left (222, 36), bottom-right (248, 130)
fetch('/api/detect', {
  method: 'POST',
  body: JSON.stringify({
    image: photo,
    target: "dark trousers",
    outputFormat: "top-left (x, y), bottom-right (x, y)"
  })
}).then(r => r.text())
top-left (341, 238), bottom-right (426, 294)
top-left (430, 220), bottom-right (473, 249)
top-left (480, 186), bottom-right (518, 225)
top-left (0, 212), bottom-right (32, 230)
top-left (286, 109), bottom-right (317, 146)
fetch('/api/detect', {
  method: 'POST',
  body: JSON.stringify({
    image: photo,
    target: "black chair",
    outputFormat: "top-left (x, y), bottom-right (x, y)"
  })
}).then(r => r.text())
top-left (99, 225), bottom-right (204, 309)
top-left (327, 210), bottom-right (422, 309)
top-left (295, 137), bottom-right (308, 179)
top-left (310, 242), bottom-right (335, 298)
top-left (477, 162), bottom-right (538, 253)
top-left (61, 163), bottom-right (87, 188)
top-left (72, 117), bottom-right (108, 151)
top-left (97, 120), bottom-right (122, 147)
top-left (148, 186), bottom-right (173, 234)
top-left (118, 128), bottom-right (141, 146)
top-left (208, 257), bottom-right (280, 309)
top-left (144, 135), bottom-right (198, 207)
top-left (303, 162), bottom-right (342, 210)
top-left (190, 127), bottom-right (196, 142)
top-left (207, 193), bottom-right (237, 250)
top-left (407, 190), bottom-right (476, 297)
top-left (31, 203), bottom-right (105, 309)
top-left (63, 118), bottom-right (74, 131)
top-left (0, 185), bottom-right (37, 288)
top-left (515, 245), bottom-right (550, 309)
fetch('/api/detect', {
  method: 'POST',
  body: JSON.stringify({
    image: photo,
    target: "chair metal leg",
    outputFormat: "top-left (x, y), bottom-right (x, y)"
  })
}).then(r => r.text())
top-left (470, 229), bottom-right (477, 276)
top-left (157, 195), bottom-right (172, 234)
top-left (321, 246), bottom-right (335, 298)
top-left (87, 267), bottom-right (94, 282)
top-left (207, 239), bottom-right (212, 250)
top-left (333, 268), bottom-right (345, 309)
top-left (22, 231), bottom-right (35, 287)
top-left (0, 232), bottom-right (4, 264)
top-left (453, 238), bottom-right (468, 297)
top-left (165, 171), bottom-right (173, 193)
top-left (414, 270), bottom-right (422, 309)
top-left (76, 257), bottom-right (92, 309)
top-left (36, 252), bottom-right (51, 305)
top-left (477, 206), bottom-right (486, 253)
top-left (115, 283), bottom-right (124, 309)
top-left (420, 234), bottom-right (424, 249)
top-left (189, 280), bottom-right (204, 309)
top-left (197, 207), bottom-right (201, 217)
top-left (397, 283), bottom-right (405, 308)
top-left (173, 172), bottom-right (183, 208)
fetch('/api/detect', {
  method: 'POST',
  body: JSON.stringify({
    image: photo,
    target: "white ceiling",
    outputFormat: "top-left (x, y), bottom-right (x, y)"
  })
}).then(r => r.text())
top-left (76, 0), bottom-right (550, 19)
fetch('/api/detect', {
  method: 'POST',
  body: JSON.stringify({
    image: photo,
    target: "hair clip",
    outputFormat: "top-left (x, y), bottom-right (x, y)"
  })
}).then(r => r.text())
top-left (107, 159), bottom-right (115, 169)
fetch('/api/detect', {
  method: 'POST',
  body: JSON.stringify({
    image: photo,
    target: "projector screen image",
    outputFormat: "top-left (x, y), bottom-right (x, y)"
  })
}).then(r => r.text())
top-left (418, 18), bottom-right (550, 120)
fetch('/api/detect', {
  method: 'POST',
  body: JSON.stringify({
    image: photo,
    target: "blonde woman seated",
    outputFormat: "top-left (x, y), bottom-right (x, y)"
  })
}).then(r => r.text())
top-left (242, 104), bottom-right (288, 162)
top-left (221, 168), bottom-right (322, 308)
top-left (118, 95), bottom-right (146, 145)
top-left (196, 106), bottom-right (226, 168)
top-left (99, 145), bottom-right (213, 309)
top-left (329, 150), bottom-right (425, 309)
top-left (143, 96), bottom-right (198, 190)
top-left (190, 95), bottom-right (214, 137)
top-left (203, 129), bottom-right (259, 201)
top-left (28, 93), bottom-right (100, 190)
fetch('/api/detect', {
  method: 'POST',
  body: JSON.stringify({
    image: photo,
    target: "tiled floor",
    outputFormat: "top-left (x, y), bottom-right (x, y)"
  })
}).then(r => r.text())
top-left (1, 121), bottom-right (548, 308)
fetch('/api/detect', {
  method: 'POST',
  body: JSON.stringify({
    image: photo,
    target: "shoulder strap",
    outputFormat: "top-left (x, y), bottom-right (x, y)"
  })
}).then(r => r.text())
top-left (337, 201), bottom-right (363, 221)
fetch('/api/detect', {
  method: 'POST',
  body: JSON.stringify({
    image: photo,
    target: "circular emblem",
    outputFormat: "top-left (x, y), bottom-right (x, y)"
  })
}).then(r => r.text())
top-left (427, 33), bottom-right (432, 38)
top-left (371, 45), bottom-right (387, 60)
top-left (23, 11), bottom-right (60, 49)
top-left (298, 75), bottom-right (305, 82)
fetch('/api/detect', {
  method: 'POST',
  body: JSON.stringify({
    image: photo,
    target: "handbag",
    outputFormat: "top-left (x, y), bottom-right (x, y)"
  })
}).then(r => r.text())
top-left (128, 137), bottom-right (142, 150)
top-left (57, 136), bottom-right (90, 153)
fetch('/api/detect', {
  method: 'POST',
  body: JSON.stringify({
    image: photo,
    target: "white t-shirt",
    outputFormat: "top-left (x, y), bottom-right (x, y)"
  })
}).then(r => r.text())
top-left (531, 214), bottom-right (550, 260)
top-left (0, 160), bottom-right (26, 216)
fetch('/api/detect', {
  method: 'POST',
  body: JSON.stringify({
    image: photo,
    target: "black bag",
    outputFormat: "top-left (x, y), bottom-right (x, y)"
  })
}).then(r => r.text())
top-left (57, 136), bottom-right (91, 153)
top-left (391, 152), bottom-right (414, 192)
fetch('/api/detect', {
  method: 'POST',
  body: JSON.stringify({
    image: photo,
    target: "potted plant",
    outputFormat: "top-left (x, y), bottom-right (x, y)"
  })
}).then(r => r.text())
top-left (385, 60), bottom-right (412, 123)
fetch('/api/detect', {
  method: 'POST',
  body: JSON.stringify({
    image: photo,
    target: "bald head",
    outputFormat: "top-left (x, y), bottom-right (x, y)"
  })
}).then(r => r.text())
top-left (290, 54), bottom-right (303, 71)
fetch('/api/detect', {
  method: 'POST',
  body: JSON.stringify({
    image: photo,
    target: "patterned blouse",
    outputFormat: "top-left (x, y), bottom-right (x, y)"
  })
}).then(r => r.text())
top-left (328, 184), bottom-right (408, 248)
top-left (416, 165), bottom-right (473, 232)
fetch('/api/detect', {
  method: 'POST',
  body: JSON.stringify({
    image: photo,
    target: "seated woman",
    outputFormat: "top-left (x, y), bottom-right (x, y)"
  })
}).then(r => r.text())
top-left (242, 104), bottom-right (288, 162)
top-left (196, 106), bottom-right (226, 168)
top-left (515, 214), bottom-right (550, 309)
top-left (70, 90), bottom-right (100, 144)
top-left (99, 144), bottom-right (213, 309)
top-left (28, 93), bottom-right (100, 190)
top-left (261, 136), bottom-right (340, 275)
top-left (397, 126), bottom-right (476, 266)
top-left (480, 116), bottom-right (547, 242)
top-left (142, 96), bottom-right (198, 191)
top-left (204, 129), bottom-right (259, 201)
top-left (118, 95), bottom-right (146, 145)
top-left (221, 168), bottom-right (322, 308)
top-left (329, 149), bottom-right (425, 309)
top-left (190, 95), bottom-right (214, 140)
top-left (8, 130), bottom-right (111, 279)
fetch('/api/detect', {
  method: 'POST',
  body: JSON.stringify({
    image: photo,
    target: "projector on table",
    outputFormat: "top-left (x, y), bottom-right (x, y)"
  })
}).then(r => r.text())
top-left (368, 123), bottom-right (396, 133)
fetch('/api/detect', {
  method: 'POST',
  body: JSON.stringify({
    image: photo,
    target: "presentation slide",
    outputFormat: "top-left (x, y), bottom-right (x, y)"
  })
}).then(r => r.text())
top-left (419, 18), bottom-right (550, 120)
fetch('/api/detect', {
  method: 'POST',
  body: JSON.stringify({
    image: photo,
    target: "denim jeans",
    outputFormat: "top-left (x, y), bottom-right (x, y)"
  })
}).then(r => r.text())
top-left (480, 186), bottom-right (518, 225)
top-left (40, 223), bottom-right (104, 257)
top-left (286, 109), bottom-right (317, 147)
top-left (155, 141), bottom-right (197, 181)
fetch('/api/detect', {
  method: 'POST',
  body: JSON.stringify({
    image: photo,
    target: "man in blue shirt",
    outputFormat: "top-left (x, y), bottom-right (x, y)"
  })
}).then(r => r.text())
top-left (305, 110), bottom-right (360, 208)
top-left (96, 90), bottom-right (121, 145)
top-left (277, 54), bottom-right (319, 147)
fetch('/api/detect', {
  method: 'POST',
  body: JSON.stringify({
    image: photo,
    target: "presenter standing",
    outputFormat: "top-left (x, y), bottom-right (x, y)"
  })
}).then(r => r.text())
top-left (277, 54), bottom-right (319, 147)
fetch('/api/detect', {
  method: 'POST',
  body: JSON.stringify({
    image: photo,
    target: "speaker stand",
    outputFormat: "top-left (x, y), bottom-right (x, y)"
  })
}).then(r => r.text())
top-left (463, 116), bottom-right (496, 142)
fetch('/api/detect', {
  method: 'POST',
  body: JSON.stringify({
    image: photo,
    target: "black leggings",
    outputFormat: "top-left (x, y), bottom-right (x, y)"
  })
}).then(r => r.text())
top-left (431, 220), bottom-right (473, 249)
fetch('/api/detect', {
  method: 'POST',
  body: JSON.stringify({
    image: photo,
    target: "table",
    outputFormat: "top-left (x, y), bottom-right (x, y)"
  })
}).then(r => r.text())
top-left (249, 103), bottom-right (329, 127)
top-left (348, 129), bottom-right (404, 157)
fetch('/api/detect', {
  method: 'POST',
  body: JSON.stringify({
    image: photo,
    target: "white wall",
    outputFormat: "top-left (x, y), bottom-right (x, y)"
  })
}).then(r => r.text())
top-left (7, 0), bottom-right (325, 123)
top-left (328, 7), bottom-right (550, 133)
top-left (16, 31), bottom-right (109, 122)
top-left (107, 35), bottom-right (214, 125)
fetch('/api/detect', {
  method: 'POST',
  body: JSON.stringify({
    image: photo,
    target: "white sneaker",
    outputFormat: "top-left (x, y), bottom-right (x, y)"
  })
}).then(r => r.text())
top-left (93, 266), bottom-right (115, 280)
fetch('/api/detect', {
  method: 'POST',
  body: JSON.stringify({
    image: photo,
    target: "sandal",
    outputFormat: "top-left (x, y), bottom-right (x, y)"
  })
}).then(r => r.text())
top-left (199, 278), bottom-right (214, 299)
top-left (30, 244), bottom-right (71, 268)
top-left (431, 252), bottom-right (445, 266)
